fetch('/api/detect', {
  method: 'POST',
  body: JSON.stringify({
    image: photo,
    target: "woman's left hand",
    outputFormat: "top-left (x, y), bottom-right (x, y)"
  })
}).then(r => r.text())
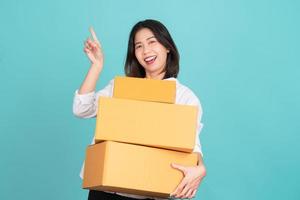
top-left (170, 163), bottom-right (206, 199)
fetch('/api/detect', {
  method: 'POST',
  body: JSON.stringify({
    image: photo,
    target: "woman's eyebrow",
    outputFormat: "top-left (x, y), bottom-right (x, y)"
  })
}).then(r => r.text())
top-left (135, 36), bottom-right (156, 45)
top-left (146, 36), bottom-right (156, 40)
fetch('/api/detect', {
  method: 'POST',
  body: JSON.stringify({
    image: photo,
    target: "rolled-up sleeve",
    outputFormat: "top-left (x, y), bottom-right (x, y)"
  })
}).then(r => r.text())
top-left (72, 79), bottom-right (114, 118)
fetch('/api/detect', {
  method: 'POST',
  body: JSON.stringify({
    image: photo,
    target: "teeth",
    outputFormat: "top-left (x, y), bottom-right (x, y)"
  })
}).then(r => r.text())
top-left (144, 56), bottom-right (156, 62)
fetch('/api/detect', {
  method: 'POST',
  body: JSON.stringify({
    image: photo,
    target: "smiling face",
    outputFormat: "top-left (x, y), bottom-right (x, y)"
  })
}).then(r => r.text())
top-left (134, 28), bottom-right (170, 79)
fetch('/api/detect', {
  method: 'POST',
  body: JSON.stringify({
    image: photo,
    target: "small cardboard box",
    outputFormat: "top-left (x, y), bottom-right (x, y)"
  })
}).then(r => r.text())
top-left (82, 141), bottom-right (198, 198)
top-left (113, 76), bottom-right (176, 104)
top-left (94, 97), bottom-right (198, 152)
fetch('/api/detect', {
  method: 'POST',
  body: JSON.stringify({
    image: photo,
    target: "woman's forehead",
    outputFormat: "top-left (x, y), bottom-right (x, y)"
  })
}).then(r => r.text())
top-left (134, 28), bottom-right (155, 43)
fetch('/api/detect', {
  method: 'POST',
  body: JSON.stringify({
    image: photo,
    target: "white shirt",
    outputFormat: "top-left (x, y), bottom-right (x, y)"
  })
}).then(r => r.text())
top-left (73, 77), bottom-right (204, 200)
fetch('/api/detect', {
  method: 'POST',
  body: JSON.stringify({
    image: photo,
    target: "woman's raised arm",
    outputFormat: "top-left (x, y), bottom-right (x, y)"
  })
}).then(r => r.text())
top-left (79, 27), bottom-right (104, 94)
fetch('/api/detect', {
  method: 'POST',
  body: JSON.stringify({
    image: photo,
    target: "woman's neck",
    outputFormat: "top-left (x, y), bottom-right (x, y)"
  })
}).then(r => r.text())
top-left (145, 71), bottom-right (166, 80)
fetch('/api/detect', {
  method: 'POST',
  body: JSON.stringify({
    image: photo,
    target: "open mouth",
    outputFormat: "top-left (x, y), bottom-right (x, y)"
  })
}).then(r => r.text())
top-left (144, 56), bottom-right (157, 65)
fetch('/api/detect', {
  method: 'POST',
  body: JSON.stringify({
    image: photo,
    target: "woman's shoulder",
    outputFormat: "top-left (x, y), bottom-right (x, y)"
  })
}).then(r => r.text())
top-left (166, 77), bottom-right (201, 106)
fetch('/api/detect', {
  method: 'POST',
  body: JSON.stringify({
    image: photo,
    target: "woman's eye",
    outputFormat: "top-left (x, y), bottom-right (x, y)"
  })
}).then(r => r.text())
top-left (149, 40), bottom-right (156, 44)
top-left (135, 45), bottom-right (142, 49)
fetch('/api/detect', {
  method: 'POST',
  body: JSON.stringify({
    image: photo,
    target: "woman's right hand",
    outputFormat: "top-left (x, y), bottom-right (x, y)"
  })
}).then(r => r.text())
top-left (84, 27), bottom-right (104, 70)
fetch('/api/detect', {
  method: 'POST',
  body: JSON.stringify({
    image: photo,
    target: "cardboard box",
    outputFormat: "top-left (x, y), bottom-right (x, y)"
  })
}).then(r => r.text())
top-left (113, 76), bottom-right (176, 103)
top-left (95, 97), bottom-right (198, 152)
top-left (82, 141), bottom-right (198, 198)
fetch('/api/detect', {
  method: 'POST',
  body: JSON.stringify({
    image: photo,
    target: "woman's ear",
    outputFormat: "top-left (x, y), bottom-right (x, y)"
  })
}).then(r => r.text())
top-left (167, 49), bottom-right (170, 53)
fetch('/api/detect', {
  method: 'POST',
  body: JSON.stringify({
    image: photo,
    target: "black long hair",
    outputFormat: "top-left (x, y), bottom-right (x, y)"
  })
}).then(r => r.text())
top-left (124, 19), bottom-right (180, 79)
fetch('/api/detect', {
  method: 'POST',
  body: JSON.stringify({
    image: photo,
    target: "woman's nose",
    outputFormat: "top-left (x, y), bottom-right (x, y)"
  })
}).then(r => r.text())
top-left (143, 45), bottom-right (151, 54)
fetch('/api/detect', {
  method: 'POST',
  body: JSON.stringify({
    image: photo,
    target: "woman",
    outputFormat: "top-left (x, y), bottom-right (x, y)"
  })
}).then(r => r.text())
top-left (73, 19), bottom-right (206, 200)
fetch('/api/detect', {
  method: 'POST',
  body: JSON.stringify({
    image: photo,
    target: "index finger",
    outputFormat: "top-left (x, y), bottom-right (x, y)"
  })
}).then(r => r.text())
top-left (89, 27), bottom-right (100, 43)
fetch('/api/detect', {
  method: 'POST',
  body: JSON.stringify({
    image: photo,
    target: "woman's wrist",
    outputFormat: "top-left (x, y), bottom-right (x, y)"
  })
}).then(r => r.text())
top-left (91, 63), bottom-right (103, 73)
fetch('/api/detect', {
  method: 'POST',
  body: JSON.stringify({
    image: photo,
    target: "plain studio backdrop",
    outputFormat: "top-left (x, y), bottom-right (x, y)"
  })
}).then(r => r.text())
top-left (0, 0), bottom-right (299, 199)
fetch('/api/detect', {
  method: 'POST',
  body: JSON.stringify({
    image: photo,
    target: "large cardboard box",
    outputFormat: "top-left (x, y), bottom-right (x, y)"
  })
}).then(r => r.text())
top-left (113, 76), bottom-right (176, 103)
top-left (82, 141), bottom-right (198, 198)
top-left (94, 97), bottom-right (199, 152)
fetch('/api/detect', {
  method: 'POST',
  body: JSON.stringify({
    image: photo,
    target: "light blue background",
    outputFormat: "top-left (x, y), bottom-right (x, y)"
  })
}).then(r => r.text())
top-left (0, 0), bottom-right (299, 199)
